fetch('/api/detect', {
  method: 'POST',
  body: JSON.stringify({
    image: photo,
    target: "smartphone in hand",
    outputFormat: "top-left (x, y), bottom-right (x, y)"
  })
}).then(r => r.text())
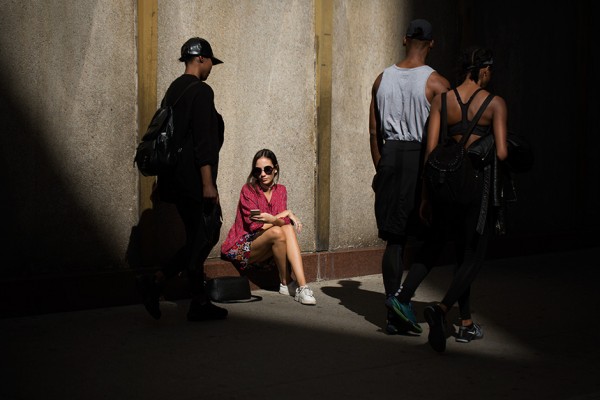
top-left (250, 209), bottom-right (260, 217)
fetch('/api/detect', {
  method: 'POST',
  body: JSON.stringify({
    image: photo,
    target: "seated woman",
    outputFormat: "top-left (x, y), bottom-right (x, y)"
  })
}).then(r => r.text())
top-left (220, 148), bottom-right (317, 305)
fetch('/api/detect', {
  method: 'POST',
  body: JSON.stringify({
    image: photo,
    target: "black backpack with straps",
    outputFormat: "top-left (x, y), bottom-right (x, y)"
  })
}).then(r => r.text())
top-left (424, 89), bottom-right (495, 205)
top-left (134, 81), bottom-right (199, 177)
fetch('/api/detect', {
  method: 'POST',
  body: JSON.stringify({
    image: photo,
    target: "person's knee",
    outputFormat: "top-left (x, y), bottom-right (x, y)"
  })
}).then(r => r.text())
top-left (281, 224), bottom-right (295, 233)
top-left (269, 226), bottom-right (286, 243)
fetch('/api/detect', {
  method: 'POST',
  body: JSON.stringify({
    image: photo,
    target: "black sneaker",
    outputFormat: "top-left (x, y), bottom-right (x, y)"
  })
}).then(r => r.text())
top-left (135, 274), bottom-right (161, 320)
top-left (456, 322), bottom-right (484, 343)
top-left (424, 304), bottom-right (447, 353)
top-left (187, 301), bottom-right (228, 321)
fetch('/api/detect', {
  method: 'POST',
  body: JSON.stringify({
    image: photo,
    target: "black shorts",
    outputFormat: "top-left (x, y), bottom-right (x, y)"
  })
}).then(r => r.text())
top-left (372, 140), bottom-right (423, 240)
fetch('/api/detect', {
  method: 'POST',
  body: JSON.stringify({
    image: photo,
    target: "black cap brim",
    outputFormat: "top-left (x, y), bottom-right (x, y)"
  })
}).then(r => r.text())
top-left (178, 55), bottom-right (223, 64)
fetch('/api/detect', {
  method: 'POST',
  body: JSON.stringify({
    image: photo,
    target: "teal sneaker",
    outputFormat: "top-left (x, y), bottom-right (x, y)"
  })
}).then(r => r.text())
top-left (385, 296), bottom-right (423, 334)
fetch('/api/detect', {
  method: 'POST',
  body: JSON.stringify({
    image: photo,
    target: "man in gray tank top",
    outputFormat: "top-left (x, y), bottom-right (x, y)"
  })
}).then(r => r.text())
top-left (368, 19), bottom-right (450, 335)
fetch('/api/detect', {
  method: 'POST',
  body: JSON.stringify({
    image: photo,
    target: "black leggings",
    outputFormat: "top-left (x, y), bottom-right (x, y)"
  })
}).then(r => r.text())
top-left (382, 236), bottom-right (406, 296)
top-left (398, 199), bottom-right (491, 321)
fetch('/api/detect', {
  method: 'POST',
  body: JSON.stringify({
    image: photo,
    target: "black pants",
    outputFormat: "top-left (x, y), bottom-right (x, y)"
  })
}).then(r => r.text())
top-left (161, 198), bottom-right (220, 300)
top-left (372, 140), bottom-right (424, 296)
top-left (398, 192), bottom-right (491, 321)
top-left (372, 141), bottom-right (423, 241)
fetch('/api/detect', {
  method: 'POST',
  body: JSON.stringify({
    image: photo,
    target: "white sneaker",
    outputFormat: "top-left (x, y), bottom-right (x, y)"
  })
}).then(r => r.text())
top-left (295, 285), bottom-right (317, 305)
top-left (279, 281), bottom-right (299, 296)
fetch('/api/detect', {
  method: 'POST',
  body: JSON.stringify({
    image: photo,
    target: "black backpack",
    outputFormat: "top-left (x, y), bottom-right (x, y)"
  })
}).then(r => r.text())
top-left (424, 90), bottom-right (494, 205)
top-left (134, 81), bottom-right (199, 176)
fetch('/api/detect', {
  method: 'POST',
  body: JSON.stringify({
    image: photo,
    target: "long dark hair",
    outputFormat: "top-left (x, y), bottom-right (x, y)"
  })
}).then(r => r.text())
top-left (246, 148), bottom-right (280, 186)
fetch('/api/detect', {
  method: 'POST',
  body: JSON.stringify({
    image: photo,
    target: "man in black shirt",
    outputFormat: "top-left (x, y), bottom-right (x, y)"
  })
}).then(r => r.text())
top-left (137, 37), bottom-right (227, 322)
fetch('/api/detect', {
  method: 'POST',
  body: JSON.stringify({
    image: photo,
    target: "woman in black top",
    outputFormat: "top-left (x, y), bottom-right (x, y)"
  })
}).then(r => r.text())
top-left (387, 46), bottom-right (510, 353)
top-left (421, 46), bottom-right (508, 352)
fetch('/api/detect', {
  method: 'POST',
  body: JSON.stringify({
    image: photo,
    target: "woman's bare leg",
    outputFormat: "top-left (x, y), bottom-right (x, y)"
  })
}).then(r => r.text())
top-left (249, 227), bottom-right (289, 284)
top-left (281, 224), bottom-right (307, 286)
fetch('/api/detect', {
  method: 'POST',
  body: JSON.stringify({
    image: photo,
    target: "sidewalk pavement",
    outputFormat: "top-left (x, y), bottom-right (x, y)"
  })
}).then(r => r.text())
top-left (1, 247), bottom-right (599, 400)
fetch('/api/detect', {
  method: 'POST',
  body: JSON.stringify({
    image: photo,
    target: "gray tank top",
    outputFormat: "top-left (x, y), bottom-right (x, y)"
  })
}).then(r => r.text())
top-left (376, 64), bottom-right (434, 142)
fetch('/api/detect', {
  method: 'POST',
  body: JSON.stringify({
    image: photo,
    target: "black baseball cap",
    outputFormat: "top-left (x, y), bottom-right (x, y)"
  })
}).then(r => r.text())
top-left (406, 19), bottom-right (433, 41)
top-left (179, 37), bottom-right (223, 64)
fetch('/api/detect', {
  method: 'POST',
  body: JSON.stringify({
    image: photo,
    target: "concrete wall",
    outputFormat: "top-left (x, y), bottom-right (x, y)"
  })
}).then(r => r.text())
top-left (150, 0), bottom-right (462, 256)
top-left (328, 0), bottom-right (460, 250)
top-left (0, 0), bottom-right (139, 277)
top-left (150, 0), bottom-right (460, 281)
top-left (155, 0), bottom-right (319, 258)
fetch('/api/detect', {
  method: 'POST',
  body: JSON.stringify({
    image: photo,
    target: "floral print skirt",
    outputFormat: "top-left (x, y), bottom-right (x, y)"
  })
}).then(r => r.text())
top-left (222, 232), bottom-right (276, 271)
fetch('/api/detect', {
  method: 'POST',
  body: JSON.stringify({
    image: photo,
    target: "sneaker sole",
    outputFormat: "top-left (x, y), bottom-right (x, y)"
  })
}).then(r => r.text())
top-left (385, 298), bottom-right (423, 334)
top-left (455, 336), bottom-right (483, 343)
top-left (295, 294), bottom-right (316, 305)
top-left (455, 331), bottom-right (483, 343)
top-left (385, 320), bottom-right (411, 335)
top-left (385, 322), bottom-right (399, 335)
top-left (424, 306), bottom-right (446, 352)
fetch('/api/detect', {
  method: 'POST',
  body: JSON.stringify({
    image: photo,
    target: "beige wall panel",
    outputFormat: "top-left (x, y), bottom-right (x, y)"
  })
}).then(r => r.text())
top-left (328, 1), bottom-right (458, 250)
top-left (0, 0), bottom-right (138, 274)
top-left (328, 0), bottom-right (410, 249)
top-left (157, 0), bottom-right (317, 256)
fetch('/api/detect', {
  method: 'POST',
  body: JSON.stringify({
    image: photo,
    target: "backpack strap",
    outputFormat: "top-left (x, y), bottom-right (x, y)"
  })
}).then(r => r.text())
top-left (439, 92), bottom-right (447, 143)
top-left (458, 92), bottom-right (495, 146)
top-left (160, 80), bottom-right (200, 107)
top-left (454, 87), bottom-right (484, 127)
top-left (454, 87), bottom-right (483, 107)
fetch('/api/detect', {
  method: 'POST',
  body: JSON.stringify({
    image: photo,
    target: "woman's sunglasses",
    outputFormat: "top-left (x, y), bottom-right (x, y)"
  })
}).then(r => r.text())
top-left (252, 165), bottom-right (274, 178)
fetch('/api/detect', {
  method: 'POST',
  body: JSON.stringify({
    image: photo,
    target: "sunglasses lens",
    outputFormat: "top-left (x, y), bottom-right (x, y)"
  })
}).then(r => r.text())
top-left (252, 166), bottom-right (274, 178)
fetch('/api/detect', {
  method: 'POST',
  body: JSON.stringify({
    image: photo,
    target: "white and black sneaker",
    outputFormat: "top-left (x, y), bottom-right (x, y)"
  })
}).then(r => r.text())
top-left (455, 322), bottom-right (484, 343)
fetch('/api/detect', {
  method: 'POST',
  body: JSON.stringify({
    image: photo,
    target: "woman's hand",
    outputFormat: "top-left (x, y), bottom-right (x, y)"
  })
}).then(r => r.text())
top-left (288, 212), bottom-right (303, 233)
top-left (251, 212), bottom-right (268, 222)
top-left (252, 212), bottom-right (279, 225)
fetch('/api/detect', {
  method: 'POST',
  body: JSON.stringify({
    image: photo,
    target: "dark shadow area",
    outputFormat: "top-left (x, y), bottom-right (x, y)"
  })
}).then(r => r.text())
top-left (240, 267), bottom-right (280, 291)
top-left (323, 248), bottom-right (600, 388)
top-left (1, 249), bottom-right (599, 399)
top-left (0, 75), bottom-right (115, 277)
top-left (126, 186), bottom-right (186, 271)
top-left (215, 254), bottom-right (285, 292)
top-left (0, 62), bottom-right (130, 317)
top-left (321, 280), bottom-right (386, 331)
top-left (413, 1), bottom-right (599, 238)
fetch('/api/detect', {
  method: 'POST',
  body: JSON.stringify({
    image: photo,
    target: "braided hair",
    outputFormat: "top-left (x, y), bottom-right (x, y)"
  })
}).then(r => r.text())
top-left (458, 46), bottom-right (494, 83)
